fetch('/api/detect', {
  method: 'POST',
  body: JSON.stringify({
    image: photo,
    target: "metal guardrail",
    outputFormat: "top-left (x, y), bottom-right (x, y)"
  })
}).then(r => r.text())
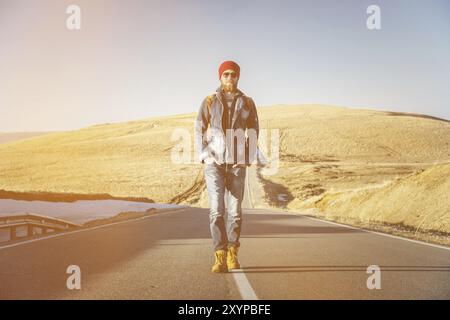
top-left (0, 213), bottom-right (81, 241)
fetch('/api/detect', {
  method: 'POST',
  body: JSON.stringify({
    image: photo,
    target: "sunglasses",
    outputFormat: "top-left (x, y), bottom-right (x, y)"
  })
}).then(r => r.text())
top-left (222, 72), bottom-right (238, 78)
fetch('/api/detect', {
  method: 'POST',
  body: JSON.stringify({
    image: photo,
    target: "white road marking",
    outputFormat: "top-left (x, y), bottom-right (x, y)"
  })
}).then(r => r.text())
top-left (0, 208), bottom-right (186, 251)
top-left (230, 169), bottom-right (260, 299)
top-left (230, 268), bottom-right (259, 300)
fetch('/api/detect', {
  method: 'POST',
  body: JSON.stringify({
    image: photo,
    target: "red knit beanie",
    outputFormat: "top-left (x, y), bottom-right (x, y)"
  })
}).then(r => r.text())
top-left (218, 61), bottom-right (240, 79)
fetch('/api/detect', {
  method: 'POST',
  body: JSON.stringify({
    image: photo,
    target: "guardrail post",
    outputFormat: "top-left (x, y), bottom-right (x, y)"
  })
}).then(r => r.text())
top-left (27, 224), bottom-right (34, 237)
top-left (10, 226), bottom-right (17, 240)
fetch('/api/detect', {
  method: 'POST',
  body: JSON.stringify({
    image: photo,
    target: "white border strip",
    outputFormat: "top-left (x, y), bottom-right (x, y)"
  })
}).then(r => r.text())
top-left (0, 208), bottom-right (187, 251)
top-left (291, 212), bottom-right (450, 251)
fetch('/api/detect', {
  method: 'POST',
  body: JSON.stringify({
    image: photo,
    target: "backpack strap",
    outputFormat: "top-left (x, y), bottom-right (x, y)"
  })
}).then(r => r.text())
top-left (206, 94), bottom-right (215, 114)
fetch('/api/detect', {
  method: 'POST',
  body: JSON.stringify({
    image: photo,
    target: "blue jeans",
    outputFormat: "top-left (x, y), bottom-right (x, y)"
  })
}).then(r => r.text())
top-left (204, 162), bottom-right (246, 251)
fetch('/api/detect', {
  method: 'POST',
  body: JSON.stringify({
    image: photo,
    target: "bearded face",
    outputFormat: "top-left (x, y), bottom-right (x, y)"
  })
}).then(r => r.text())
top-left (220, 69), bottom-right (239, 93)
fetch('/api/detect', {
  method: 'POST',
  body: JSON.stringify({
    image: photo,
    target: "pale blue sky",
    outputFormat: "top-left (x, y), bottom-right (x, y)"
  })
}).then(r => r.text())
top-left (0, 0), bottom-right (449, 132)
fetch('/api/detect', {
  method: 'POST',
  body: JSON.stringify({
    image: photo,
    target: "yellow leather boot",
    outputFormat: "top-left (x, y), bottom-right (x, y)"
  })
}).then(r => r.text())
top-left (211, 249), bottom-right (228, 273)
top-left (227, 246), bottom-right (240, 270)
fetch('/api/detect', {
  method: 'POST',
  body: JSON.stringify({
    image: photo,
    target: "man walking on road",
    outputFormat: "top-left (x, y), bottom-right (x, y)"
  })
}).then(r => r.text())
top-left (195, 61), bottom-right (260, 273)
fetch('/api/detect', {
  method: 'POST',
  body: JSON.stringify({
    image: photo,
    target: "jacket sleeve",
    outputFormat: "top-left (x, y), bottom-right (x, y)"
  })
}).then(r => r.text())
top-left (194, 97), bottom-right (211, 163)
top-left (246, 97), bottom-right (259, 139)
top-left (245, 97), bottom-right (260, 166)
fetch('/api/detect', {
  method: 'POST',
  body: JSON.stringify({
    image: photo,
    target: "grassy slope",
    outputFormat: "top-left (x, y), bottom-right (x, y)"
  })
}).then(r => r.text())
top-left (256, 105), bottom-right (450, 233)
top-left (0, 114), bottom-right (203, 203)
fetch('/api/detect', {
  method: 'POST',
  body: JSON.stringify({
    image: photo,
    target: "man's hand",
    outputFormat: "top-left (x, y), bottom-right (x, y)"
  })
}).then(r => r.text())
top-left (204, 156), bottom-right (215, 165)
top-left (204, 156), bottom-right (222, 165)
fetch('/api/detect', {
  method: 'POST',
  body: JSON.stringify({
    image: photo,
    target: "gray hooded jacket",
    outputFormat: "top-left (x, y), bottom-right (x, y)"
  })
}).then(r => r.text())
top-left (195, 87), bottom-right (259, 166)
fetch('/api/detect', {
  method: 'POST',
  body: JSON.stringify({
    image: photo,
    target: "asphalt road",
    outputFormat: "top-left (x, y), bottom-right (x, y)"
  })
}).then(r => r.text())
top-left (0, 167), bottom-right (449, 299)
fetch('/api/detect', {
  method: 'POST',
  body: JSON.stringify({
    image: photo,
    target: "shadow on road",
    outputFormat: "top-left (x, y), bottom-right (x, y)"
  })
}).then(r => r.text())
top-left (236, 265), bottom-right (450, 273)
